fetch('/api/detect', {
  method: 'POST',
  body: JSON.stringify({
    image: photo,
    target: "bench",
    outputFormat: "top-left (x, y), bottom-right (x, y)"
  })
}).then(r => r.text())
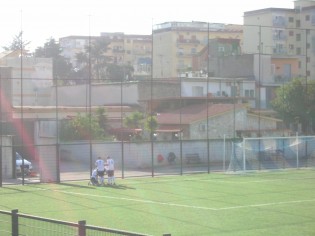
top-left (185, 153), bottom-right (200, 164)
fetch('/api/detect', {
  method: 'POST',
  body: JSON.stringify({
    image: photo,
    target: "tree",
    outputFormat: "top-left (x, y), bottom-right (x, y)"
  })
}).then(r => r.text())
top-left (34, 38), bottom-right (73, 84)
top-left (95, 107), bottom-right (108, 135)
top-left (124, 112), bottom-right (144, 129)
top-left (144, 115), bottom-right (158, 140)
top-left (2, 31), bottom-right (30, 51)
top-left (271, 78), bottom-right (315, 134)
top-left (59, 113), bottom-right (104, 141)
top-left (75, 37), bottom-right (111, 82)
top-left (106, 64), bottom-right (134, 82)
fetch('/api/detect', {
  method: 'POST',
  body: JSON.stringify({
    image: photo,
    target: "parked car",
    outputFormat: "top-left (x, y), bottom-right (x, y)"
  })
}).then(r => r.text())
top-left (16, 152), bottom-right (33, 176)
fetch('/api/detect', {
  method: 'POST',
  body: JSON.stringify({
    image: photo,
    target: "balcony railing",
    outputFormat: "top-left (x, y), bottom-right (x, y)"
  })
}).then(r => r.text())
top-left (176, 39), bottom-right (200, 44)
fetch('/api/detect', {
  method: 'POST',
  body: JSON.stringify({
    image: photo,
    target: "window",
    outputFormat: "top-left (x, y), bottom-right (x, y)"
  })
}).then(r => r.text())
top-left (199, 124), bottom-right (206, 132)
top-left (289, 30), bottom-right (294, 36)
top-left (177, 48), bottom-right (184, 56)
top-left (273, 29), bottom-right (286, 40)
top-left (245, 89), bottom-right (254, 98)
top-left (296, 20), bottom-right (301, 27)
top-left (306, 15), bottom-right (310, 21)
top-left (289, 17), bottom-right (294, 23)
top-left (296, 34), bottom-right (301, 41)
top-left (296, 47), bottom-right (301, 55)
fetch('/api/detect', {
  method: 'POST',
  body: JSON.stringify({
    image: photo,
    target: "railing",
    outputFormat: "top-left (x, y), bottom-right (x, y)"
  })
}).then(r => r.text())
top-left (0, 209), bottom-right (154, 236)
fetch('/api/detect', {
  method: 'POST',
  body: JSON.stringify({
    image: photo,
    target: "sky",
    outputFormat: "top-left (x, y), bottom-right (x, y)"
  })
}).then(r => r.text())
top-left (0, 0), bottom-right (294, 51)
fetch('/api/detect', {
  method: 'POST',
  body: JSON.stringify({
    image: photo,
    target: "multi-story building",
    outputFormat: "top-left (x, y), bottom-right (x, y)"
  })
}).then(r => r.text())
top-left (243, 0), bottom-right (315, 81)
top-left (59, 36), bottom-right (98, 68)
top-left (59, 33), bottom-right (152, 80)
top-left (152, 21), bottom-right (243, 78)
top-left (0, 50), bottom-right (53, 106)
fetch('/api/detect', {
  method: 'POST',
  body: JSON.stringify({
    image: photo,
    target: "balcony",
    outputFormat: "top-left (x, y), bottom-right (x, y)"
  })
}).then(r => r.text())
top-left (112, 49), bottom-right (125, 53)
top-left (176, 39), bottom-right (200, 44)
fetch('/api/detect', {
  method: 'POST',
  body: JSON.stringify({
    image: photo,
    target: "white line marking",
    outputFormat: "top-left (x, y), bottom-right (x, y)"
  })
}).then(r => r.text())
top-left (34, 187), bottom-right (315, 211)
top-left (218, 199), bottom-right (315, 210)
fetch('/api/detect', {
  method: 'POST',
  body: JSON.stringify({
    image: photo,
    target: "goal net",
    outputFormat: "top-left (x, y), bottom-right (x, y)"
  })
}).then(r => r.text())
top-left (227, 135), bottom-right (315, 173)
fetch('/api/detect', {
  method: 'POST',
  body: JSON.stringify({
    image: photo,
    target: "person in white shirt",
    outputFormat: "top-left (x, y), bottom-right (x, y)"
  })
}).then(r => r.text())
top-left (105, 156), bottom-right (115, 185)
top-left (90, 168), bottom-right (98, 186)
top-left (95, 156), bottom-right (105, 185)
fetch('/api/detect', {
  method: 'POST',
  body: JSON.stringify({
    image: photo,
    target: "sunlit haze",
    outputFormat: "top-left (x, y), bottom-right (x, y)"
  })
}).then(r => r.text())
top-left (1, 0), bottom-right (293, 51)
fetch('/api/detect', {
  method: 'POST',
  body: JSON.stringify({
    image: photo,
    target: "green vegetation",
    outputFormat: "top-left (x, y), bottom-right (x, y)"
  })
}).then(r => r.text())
top-left (272, 78), bottom-right (315, 133)
top-left (123, 112), bottom-right (158, 140)
top-left (1, 169), bottom-right (315, 235)
top-left (2, 31), bottom-right (30, 51)
top-left (34, 37), bottom-right (73, 84)
top-left (59, 112), bottom-right (104, 141)
top-left (124, 111), bottom-right (144, 129)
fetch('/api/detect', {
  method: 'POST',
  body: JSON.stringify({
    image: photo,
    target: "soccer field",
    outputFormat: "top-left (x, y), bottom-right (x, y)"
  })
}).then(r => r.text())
top-left (1, 169), bottom-right (315, 236)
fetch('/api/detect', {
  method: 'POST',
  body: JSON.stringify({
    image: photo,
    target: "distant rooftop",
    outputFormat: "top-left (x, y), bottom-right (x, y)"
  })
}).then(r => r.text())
top-left (153, 21), bottom-right (242, 33)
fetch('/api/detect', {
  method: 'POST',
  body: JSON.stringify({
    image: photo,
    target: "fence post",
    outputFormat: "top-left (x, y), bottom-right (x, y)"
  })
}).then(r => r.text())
top-left (0, 146), bottom-right (2, 187)
top-left (78, 220), bottom-right (86, 236)
top-left (12, 209), bottom-right (19, 236)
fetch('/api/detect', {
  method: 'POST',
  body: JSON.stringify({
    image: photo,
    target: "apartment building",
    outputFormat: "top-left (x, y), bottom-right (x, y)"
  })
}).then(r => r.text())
top-left (59, 33), bottom-right (152, 80)
top-left (152, 21), bottom-right (243, 78)
top-left (0, 50), bottom-right (53, 106)
top-left (243, 0), bottom-right (315, 81)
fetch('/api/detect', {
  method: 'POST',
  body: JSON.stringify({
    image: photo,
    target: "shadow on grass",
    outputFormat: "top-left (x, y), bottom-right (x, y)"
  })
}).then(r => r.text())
top-left (58, 182), bottom-right (95, 189)
top-left (102, 184), bottom-right (136, 190)
top-left (58, 182), bottom-right (136, 190)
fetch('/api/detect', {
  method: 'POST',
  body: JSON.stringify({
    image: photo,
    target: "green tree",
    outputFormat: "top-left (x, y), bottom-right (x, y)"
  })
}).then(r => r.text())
top-left (2, 31), bottom-right (30, 51)
top-left (144, 115), bottom-right (158, 140)
top-left (96, 107), bottom-right (108, 135)
top-left (106, 64), bottom-right (134, 82)
top-left (59, 113), bottom-right (104, 141)
top-left (34, 38), bottom-right (73, 85)
top-left (75, 37), bottom-right (111, 82)
top-left (271, 78), bottom-right (315, 134)
top-left (124, 112), bottom-right (144, 129)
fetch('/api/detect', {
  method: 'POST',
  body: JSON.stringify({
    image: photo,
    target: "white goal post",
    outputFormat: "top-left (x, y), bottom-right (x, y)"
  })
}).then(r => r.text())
top-left (227, 135), bottom-right (315, 173)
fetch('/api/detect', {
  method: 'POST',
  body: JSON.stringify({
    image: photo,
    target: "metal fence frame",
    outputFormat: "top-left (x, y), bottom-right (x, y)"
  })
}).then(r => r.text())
top-left (0, 209), bottom-right (153, 236)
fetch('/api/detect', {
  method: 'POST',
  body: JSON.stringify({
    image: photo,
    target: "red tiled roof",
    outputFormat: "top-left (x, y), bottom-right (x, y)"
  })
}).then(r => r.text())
top-left (157, 103), bottom-right (245, 125)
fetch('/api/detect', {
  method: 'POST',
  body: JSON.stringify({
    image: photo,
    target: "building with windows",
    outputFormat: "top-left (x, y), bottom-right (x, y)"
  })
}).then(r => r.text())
top-left (59, 33), bottom-right (152, 80)
top-left (152, 21), bottom-right (243, 78)
top-left (243, 0), bottom-right (315, 81)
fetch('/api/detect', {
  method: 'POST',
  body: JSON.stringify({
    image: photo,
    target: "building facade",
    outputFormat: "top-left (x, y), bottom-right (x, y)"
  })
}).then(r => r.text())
top-left (0, 51), bottom-right (53, 106)
top-left (59, 33), bottom-right (152, 80)
top-left (243, 0), bottom-right (315, 81)
top-left (152, 21), bottom-right (243, 78)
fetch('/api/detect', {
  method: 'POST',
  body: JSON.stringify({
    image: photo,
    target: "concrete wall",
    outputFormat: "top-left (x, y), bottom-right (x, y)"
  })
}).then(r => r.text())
top-left (190, 109), bottom-right (247, 139)
top-left (1, 136), bottom-right (13, 178)
top-left (59, 139), bottom-right (233, 169)
top-left (34, 122), bottom-right (58, 182)
top-left (52, 82), bottom-right (140, 106)
top-left (208, 54), bottom-right (255, 78)
top-left (1, 57), bottom-right (53, 106)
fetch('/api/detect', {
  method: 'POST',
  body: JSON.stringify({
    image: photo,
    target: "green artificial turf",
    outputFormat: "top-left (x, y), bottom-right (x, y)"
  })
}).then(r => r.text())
top-left (1, 169), bottom-right (315, 236)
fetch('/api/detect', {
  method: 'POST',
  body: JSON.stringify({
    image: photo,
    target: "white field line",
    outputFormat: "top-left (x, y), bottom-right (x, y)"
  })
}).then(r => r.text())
top-left (198, 176), bottom-right (314, 184)
top-left (33, 187), bottom-right (315, 211)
